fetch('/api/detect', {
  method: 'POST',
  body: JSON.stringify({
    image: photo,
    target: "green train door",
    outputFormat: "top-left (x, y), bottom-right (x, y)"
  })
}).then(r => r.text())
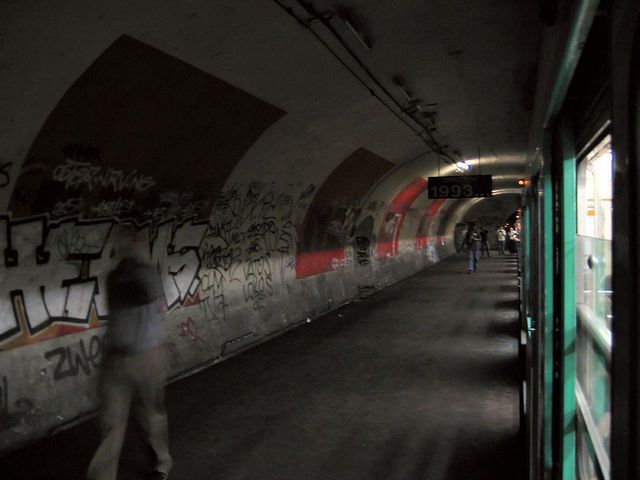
top-left (552, 8), bottom-right (613, 477)
top-left (574, 133), bottom-right (613, 479)
top-left (554, 123), bottom-right (613, 480)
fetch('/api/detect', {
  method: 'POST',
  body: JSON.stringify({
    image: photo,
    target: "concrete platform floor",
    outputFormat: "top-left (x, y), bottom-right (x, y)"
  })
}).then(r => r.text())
top-left (0, 253), bottom-right (523, 480)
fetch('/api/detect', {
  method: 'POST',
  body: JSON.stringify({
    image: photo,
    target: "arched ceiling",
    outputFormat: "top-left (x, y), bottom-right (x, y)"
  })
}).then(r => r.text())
top-left (0, 0), bottom-right (541, 210)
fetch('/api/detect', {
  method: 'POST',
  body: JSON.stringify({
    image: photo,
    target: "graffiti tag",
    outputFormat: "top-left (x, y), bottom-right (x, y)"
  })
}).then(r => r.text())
top-left (52, 159), bottom-right (155, 193)
top-left (44, 334), bottom-right (103, 381)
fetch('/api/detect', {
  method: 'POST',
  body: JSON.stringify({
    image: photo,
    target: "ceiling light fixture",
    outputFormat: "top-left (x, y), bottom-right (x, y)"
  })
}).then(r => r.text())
top-left (454, 161), bottom-right (471, 173)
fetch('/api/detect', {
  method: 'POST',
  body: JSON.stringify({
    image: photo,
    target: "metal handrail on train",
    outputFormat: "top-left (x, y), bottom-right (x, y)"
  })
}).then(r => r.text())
top-left (575, 381), bottom-right (611, 480)
top-left (576, 303), bottom-right (612, 362)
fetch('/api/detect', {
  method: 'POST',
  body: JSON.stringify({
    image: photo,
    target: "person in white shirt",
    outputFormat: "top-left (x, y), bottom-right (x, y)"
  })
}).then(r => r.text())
top-left (496, 227), bottom-right (507, 255)
top-left (508, 228), bottom-right (520, 255)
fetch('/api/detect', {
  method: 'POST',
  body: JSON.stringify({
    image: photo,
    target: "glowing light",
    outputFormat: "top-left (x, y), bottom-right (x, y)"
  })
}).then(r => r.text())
top-left (454, 161), bottom-right (471, 172)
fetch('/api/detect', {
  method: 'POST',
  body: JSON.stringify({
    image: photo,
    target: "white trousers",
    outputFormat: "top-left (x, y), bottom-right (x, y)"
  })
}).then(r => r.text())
top-left (87, 348), bottom-right (172, 480)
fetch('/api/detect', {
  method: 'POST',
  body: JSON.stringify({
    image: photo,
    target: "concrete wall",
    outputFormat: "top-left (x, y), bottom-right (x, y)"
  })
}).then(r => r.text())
top-left (0, 165), bottom-right (457, 456)
top-left (0, 25), bottom-right (461, 453)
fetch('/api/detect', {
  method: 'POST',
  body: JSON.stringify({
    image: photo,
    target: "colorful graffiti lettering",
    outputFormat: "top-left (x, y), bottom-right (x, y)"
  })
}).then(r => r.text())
top-left (0, 182), bottom-right (315, 350)
top-left (0, 216), bottom-right (206, 348)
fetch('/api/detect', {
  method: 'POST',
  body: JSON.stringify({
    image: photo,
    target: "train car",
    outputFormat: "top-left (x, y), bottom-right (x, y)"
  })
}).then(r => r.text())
top-left (521, 0), bottom-right (640, 478)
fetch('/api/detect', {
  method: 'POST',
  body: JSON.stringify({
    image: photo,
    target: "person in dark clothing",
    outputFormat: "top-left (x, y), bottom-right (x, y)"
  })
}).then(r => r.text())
top-left (88, 227), bottom-right (172, 480)
top-left (464, 222), bottom-right (482, 273)
top-left (480, 227), bottom-right (491, 257)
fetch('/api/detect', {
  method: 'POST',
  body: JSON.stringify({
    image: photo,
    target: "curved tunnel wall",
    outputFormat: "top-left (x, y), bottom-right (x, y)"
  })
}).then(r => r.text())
top-left (0, 34), bottom-right (470, 453)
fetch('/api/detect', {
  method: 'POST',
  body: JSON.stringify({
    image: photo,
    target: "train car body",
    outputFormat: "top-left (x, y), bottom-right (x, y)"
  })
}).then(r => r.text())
top-left (521, 0), bottom-right (640, 478)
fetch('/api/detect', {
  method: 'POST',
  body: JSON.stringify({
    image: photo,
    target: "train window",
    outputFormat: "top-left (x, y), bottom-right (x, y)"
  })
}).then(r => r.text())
top-left (577, 136), bottom-right (614, 240)
top-left (575, 133), bottom-right (613, 478)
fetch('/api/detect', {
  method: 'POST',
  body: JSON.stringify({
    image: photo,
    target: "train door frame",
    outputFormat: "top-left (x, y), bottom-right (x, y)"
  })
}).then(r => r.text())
top-left (525, 125), bottom-right (583, 480)
top-left (551, 8), bottom-right (613, 477)
top-left (555, 116), bottom-right (578, 480)
top-left (610, 1), bottom-right (640, 478)
top-left (550, 116), bottom-right (611, 480)
top-left (546, 2), bottom-right (640, 477)
top-left (528, 176), bottom-right (540, 480)
top-left (524, 0), bottom-right (640, 477)
top-left (542, 136), bottom-right (557, 479)
top-left (556, 118), bottom-right (614, 479)
top-left (523, 169), bottom-right (549, 480)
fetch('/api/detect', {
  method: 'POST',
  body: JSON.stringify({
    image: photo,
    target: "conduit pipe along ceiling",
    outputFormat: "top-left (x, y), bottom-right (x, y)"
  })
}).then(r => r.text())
top-left (264, 0), bottom-right (541, 190)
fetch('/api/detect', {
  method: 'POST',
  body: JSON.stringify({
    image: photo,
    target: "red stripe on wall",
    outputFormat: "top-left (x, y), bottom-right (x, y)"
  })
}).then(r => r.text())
top-left (416, 235), bottom-right (429, 250)
top-left (376, 178), bottom-right (428, 258)
top-left (416, 235), bottom-right (448, 250)
top-left (416, 199), bottom-right (446, 249)
top-left (426, 199), bottom-right (446, 217)
top-left (296, 249), bottom-right (347, 278)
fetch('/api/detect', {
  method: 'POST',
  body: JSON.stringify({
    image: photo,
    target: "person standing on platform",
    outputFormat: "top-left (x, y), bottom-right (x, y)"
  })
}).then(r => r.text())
top-left (480, 227), bottom-right (491, 257)
top-left (512, 228), bottom-right (521, 255)
top-left (496, 226), bottom-right (507, 255)
top-left (508, 227), bottom-right (519, 254)
top-left (88, 227), bottom-right (172, 480)
top-left (464, 222), bottom-right (482, 273)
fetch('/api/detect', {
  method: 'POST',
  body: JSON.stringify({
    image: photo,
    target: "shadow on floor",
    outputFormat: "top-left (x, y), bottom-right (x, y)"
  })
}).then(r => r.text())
top-left (441, 433), bottom-right (524, 480)
top-left (493, 298), bottom-right (520, 310)
top-left (0, 414), bottom-right (158, 480)
top-left (487, 319), bottom-right (520, 338)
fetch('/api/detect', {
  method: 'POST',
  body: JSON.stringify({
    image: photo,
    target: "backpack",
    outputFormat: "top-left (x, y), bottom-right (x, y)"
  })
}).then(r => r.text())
top-left (467, 230), bottom-right (480, 246)
top-left (106, 258), bottom-right (162, 354)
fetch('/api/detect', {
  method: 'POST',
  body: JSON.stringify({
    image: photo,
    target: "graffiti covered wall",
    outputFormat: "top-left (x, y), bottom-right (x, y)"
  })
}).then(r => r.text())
top-left (0, 36), bottom-right (457, 455)
top-left (0, 180), bottom-right (322, 453)
top-left (296, 148), bottom-right (394, 278)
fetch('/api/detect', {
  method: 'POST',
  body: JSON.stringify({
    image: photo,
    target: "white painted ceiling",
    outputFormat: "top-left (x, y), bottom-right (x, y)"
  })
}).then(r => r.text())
top-left (0, 0), bottom-right (542, 207)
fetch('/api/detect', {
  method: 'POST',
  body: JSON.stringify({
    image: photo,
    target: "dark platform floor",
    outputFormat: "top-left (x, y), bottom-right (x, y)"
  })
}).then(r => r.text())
top-left (0, 253), bottom-right (522, 480)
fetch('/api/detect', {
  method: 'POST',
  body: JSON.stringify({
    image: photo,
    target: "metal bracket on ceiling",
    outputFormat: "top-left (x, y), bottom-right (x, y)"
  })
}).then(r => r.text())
top-left (306, 10), bottom-right (333, 24)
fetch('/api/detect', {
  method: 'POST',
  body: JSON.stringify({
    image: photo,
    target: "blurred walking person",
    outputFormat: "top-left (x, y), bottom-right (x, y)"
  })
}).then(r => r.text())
top-left (88, 226), bottom-right (172, 480)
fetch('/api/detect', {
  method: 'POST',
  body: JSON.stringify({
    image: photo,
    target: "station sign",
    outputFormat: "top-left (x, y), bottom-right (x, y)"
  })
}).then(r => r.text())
top-left (427, 175), bottom-right (493, 199)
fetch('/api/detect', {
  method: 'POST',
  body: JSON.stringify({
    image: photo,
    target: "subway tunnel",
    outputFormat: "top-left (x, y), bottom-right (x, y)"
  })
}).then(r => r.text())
top-left (4, 1), bottom-right (637, 479)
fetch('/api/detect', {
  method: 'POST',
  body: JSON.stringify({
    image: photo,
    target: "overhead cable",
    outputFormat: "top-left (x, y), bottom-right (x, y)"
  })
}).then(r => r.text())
top-left (271, 0), bottom-right (458, 168)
